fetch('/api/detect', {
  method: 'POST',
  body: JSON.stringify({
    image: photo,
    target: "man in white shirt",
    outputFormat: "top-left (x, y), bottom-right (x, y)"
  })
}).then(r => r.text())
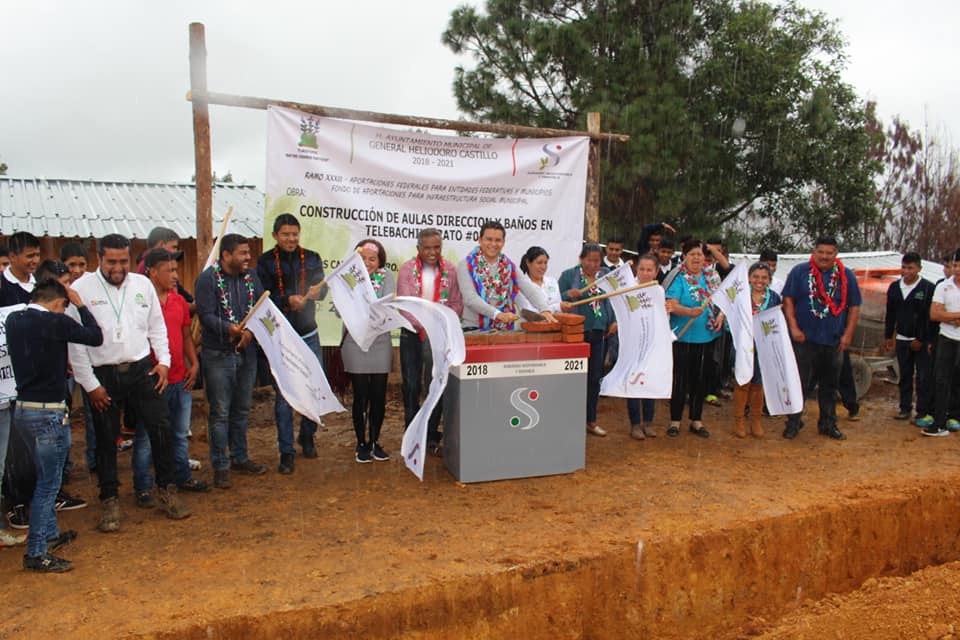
top-left (603, 236), bottom-right (626, 270)
top-left (68, 234), bottom-right (190, 531)
top-left (925, 251), bottom-right (960, 437)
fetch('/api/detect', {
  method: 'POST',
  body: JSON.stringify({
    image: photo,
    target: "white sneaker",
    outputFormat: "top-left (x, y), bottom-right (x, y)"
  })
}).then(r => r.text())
top-left (189, 458), bottom-right (202, 471)
top-left (0, 529), bottom-right (26, 547)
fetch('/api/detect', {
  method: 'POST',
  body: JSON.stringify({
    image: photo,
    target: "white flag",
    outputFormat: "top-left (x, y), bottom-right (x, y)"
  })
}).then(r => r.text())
top-left (753, 306), bottom-right (804, 415)
top-left (711, 261), bottom-right (754, 386)
top-left (0, 304), bottom-right (26, 403)
top-left (202, 206), bottom-right (234, 271)
top-left (245, 297), bottom-right (345, 419)
top-left (326, 250), bottom-right (411, 351)
top-left (596, 264), bottom-right (674, 398)
top-left (385, 296), bottom-right (466, 481)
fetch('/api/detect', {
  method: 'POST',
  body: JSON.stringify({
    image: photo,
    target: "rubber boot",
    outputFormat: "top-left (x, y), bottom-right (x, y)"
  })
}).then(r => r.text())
top-left (749, 384), bottom-right (765, 438)
top-left (732, 384), bottom-right (748, 438)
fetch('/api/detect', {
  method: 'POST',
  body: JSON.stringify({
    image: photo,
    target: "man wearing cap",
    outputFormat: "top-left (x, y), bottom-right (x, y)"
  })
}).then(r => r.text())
top-left (68, 234), bottom-right (190, 532)
top-left (129, 248), bottom-right (208, 505)
top-left (256, 214), bottom-right (326, 474)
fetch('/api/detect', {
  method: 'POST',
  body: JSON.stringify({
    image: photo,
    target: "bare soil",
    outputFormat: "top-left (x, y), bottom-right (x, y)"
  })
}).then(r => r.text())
top-left (2, 379), bottom-right (960, 639)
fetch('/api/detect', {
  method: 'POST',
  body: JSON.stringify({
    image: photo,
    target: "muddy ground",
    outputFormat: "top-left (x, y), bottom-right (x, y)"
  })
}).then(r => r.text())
top-left (1, 378), bottom-right (959, 638)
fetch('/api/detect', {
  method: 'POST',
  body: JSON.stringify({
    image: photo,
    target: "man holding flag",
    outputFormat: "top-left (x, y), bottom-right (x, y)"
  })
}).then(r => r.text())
top-left (256, 214), bottom-right (327, 473)
top-left (781, 237), bottom-right (861, 440)
top-left (195, 234), bottom-right (267, 488)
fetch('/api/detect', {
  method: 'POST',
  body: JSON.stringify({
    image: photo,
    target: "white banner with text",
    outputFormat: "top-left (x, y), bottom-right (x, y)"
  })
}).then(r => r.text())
top-left (265, 106), bottom-right (589, 344)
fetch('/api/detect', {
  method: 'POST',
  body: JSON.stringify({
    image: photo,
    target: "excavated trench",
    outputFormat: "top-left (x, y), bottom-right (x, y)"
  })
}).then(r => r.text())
top-left (148, 483), bottom-right (960, 640)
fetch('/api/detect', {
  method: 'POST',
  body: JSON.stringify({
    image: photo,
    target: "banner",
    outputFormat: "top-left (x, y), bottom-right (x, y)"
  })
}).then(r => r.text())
top-left (596, 264), bottom-right (674, 398)
top-left (325, 250), bottom-right (412, 351)
top-left (0, 304), bottom-right (26, 403)
top-left (711, 261), bottom-right (754, 386)
top-left (265, 106), bottom-right (590, 344)
top-left (385, 296), bottom-right (466, 481)
top-left (245, 297), bottom-right (345, 419)
top-left (753, 306), bottom-right (804, 415)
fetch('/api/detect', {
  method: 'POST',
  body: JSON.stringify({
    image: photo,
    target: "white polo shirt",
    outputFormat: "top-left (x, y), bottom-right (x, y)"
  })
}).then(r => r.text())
top-left (933, 277), bottom-right (960, 341)
top-left (68, 270), bottom-right (170, 392)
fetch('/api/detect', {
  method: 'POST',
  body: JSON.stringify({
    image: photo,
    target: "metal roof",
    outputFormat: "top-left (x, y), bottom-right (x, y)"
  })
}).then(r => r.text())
top-left (0, 177), bottom-right (263, 239)
top-left (730, 251), bottom-right (945, 284)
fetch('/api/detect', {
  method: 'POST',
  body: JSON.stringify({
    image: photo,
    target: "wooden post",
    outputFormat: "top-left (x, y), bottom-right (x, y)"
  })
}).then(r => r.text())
top-left (584, 112), bottom-right (601, 243)
top-left (189, 23), bottom-right (213, 274)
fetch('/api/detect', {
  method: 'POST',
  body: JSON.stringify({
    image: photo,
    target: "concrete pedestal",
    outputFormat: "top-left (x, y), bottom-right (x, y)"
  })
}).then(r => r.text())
top-left (443, 342), bottom-right (589, 483)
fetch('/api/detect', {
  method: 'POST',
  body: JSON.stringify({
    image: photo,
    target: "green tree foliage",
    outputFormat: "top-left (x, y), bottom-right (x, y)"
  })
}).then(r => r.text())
top-left (443, 0), bottom-right (880, 250)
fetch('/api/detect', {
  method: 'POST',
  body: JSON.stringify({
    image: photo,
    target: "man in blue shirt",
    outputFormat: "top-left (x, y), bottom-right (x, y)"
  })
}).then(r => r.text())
top-left (781, 237), bottom-right (862, 440)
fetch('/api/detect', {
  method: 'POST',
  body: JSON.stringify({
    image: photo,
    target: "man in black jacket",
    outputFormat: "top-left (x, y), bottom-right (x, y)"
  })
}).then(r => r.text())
top-left (884, 252), bottom-right (936, 422)
top-left (255, 214), bottom-right (326, 473)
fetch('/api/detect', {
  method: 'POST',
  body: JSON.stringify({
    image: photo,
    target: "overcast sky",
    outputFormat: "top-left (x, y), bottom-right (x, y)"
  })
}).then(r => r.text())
top-left (1, 0), bottom-right (957, 190)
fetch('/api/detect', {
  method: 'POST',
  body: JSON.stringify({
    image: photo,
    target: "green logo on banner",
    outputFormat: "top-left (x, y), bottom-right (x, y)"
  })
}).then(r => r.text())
top-left (299, 117), bottom-right (320, 149)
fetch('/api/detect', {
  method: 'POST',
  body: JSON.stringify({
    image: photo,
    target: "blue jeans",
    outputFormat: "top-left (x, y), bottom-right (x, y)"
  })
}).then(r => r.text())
top-left (272, 331), bottom-right (322, 455)
top-left (203, 348), bottom-right (258, 471)
top-left (585, 330), bottom-right (606, 423)
top-left (133, 381), bottom-right (194, 490)
top-left (627, 398), bottom-right (655, 425)
top-left (16, 406), bottom-right (68, 557)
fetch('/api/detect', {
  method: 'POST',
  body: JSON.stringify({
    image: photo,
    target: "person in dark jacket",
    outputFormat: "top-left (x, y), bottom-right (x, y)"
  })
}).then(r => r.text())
top-left (7, 279), bottom-right (102, 572)
top-left (884, 252), bottom-right (937, 422)
top-left (255, 213), bottom-right (327, 473)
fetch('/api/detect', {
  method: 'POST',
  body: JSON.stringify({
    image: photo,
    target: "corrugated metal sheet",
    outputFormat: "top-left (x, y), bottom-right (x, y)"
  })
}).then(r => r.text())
top-left (0, 177), bottom-right (263, 239)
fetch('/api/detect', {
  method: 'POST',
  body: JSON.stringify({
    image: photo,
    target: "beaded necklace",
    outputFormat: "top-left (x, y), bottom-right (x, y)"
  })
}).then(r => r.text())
top-left (807, 257), bottom-right (848, 318)
top-left (274, 247), bottom-right (306, 307)
top-left (579, 267), bottom-right (602, 319)
top-left (214, 263), bottom-right (255, 323)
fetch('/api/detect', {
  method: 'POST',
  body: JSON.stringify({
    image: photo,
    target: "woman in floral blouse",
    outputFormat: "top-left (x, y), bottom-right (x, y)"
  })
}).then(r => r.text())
top-left (665, 239), bottom-right (723, 438)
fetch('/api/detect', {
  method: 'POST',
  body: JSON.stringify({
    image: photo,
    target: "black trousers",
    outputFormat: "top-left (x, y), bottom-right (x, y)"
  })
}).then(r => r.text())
top-left (399, 330), bottom-right (442, 443)
top-left (895, 340), bottom-right (933, 416)
top-left (91, 357), bottom-right (175, 500)
top-left (786, 342), bottom-right (842, 432)
top-left (933, 336), bottom-right (960, 428)
top-left (670, 340), bottom-right (714, 422)
top-left (351, 373), bottom-right (388, 446)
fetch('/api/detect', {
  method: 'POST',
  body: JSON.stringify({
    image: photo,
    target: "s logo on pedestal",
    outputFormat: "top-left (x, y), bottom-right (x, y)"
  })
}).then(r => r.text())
top-left (509, 388), bottom-right (540, 430)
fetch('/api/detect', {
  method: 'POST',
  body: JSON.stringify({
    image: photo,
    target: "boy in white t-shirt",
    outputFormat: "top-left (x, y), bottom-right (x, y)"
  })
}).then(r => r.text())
top-left (925, 252), bottom-right (960, 437)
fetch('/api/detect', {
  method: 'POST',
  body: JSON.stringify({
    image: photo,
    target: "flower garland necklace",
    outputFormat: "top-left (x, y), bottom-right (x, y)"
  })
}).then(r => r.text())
top-left (274, 247), bottom-right (306, 308)
top-left (370, 268), bottom-right (387, 296)
top-left (751, 288), bottom-right (771, 315)
top-left (411, 256), bottom-right (450, 302)
top-left (679, 263), bottom-right (723, 332)
top-left (214, 262), bottom-right (255, 323)
top-left (807, 257), bottom-right (848, 318)
top-left (465, 246), bottom-right (519, 330)
top-left (579, 267), bottom-right (603, 319)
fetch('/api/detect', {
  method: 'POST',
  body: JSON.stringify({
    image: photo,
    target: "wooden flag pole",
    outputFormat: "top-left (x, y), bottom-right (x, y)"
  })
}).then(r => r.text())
top-left (567, 280), bottom-right (659, 307)
top-left (239, 290), bottom-right (272, 329)
top-left (674, 298), bottom-right (713, 339)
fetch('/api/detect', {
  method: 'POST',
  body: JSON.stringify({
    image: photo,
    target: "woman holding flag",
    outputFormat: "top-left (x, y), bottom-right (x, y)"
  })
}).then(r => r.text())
top-left (457, 221), bottom-right (556, 330)
top-left (665, 239), bottom-right (723, 438)
top-left (560, 244), bottom-right (617, 437)
top-left (342, 239), bottom-right (395, 464)
top-left (731, 263), bottom-right (781, 438)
